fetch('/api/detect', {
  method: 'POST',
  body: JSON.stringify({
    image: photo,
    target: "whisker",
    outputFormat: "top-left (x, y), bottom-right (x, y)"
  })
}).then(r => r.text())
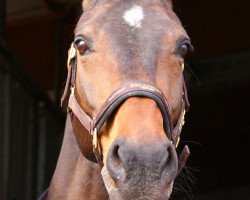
top-left (180, 140), bottom-right (202, 147)
top-left (184, 62), bottom-right (201, 87)
top-left (173, 164), bottom-right (198, 200)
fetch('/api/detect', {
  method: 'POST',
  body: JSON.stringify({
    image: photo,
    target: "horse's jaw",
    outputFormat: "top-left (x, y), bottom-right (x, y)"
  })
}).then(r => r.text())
top-left (101, 165), bottom-right (174, 200)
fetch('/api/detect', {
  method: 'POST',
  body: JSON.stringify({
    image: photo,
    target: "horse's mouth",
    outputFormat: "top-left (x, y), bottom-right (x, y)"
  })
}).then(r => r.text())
top-left (101, 165), bottom-right (174, 200)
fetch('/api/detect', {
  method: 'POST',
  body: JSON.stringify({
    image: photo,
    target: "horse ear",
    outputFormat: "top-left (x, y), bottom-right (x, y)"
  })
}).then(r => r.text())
top-left (82, 0), bottom-right (92, 10)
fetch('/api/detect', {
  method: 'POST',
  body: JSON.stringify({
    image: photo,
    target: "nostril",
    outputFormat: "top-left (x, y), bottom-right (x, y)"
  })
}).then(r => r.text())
top-left (155, 142), bottom-right (178, 177)
top-left (106, 142), bottom-right (125, 181)
top-left (167, 145), bottom-right (172, 163)
top-left (112, 144), bottom-right (123, 168)
top-left (163, 143), bottom-right (178, 175)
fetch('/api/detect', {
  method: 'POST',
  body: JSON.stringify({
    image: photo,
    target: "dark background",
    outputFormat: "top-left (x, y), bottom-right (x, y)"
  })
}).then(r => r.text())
top-left (0, 0), bottom-right (250, 199)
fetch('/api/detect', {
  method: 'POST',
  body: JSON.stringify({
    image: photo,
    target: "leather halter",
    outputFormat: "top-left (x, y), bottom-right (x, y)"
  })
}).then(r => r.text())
top-left (61, 43), bottom-right (190, 175)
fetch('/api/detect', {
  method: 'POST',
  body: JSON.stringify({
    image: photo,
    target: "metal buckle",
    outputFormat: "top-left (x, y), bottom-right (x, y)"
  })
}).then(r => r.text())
top-left (181, 63), bottom-right (185, 71)
top-left (67, 43), bottom-right (76, 70)
top-left (176, 137), bottom-right (180, 148)
top-left (175, 101), bottom-right (186, 148)
top-left (92, 128), bottom-right (104, 165)
top-left (70, 86), bottom-right (75, 96)
top-left (92, 128), bottom-right (98, 150)
top-left (179, 104), bottom-right (186, 132)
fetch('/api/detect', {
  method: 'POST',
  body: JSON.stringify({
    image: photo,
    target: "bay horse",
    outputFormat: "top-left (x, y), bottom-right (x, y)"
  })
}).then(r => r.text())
top-left (44, 0), bottom-right (193, 199)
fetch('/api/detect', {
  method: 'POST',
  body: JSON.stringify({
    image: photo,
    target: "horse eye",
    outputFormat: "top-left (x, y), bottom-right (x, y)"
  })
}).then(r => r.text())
top-left (75, 39), bottom-right (89, 55)
top-left (178, 43), bottom-right (192, 58)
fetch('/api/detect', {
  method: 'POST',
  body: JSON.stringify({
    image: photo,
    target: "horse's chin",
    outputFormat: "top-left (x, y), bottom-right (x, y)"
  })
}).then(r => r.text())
top-left (101, 166), bottom-right (174, 200)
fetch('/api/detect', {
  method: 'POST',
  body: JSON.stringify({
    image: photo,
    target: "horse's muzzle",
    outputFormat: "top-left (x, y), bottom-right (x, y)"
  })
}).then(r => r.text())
top-left (102, 137), bottom-right (177, 199)
top-left (107, 138), bottom-right (178, 180)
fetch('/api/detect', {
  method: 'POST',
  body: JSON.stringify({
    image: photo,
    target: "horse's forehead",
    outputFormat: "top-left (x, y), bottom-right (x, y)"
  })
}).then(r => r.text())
top-left (77, 0), bottom-right (181, 32)
top-left (76, 1), bottom-right (184, 80)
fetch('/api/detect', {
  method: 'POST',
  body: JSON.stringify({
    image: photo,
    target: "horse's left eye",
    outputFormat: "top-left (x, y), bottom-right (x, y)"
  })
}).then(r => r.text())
top-left (178, 43), bottom-right (193, 58)
top-left (75, 39), bottom-right (89, 55)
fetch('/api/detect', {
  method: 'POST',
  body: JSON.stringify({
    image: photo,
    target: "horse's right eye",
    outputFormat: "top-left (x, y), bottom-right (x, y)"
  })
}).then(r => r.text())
top-left (75, 39), bottom-right (89, 55)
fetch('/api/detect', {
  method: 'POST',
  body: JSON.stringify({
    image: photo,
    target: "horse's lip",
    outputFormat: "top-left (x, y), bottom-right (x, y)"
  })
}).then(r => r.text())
top-left (162, 167), bottom-right (178, 183)
top-left (101, 165), bottom-right (174, 200)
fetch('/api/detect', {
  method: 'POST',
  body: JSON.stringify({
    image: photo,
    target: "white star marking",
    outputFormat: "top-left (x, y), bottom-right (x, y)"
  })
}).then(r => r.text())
top-left (123, 5), bottom-right (144, 28)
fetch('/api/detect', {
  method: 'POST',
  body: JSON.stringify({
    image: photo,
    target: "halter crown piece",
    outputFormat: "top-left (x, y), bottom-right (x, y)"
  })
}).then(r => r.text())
top-left (61, 43), bottom-right (190, 175)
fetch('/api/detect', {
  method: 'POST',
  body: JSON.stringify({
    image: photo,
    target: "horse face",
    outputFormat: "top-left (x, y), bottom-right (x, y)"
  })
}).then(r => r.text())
top-left (73, 0), bottom-right (191, 199)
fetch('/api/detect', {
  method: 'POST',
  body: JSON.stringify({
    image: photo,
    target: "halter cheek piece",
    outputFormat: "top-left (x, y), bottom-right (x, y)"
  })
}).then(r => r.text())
top-left (61, 43), bottom-right (190, 175)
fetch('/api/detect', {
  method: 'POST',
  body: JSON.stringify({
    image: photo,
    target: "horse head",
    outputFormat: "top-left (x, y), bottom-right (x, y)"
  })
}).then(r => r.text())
top-left (59, 0), bottom-right (192, 199)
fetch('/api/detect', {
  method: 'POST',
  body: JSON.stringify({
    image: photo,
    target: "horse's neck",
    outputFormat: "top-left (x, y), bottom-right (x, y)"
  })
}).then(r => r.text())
top-left (47, 115), bottom-right (108, 200)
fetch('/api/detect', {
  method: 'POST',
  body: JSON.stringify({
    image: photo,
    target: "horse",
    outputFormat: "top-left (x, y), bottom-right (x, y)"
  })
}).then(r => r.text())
top-left (43, 0), bottom-right (193, 199)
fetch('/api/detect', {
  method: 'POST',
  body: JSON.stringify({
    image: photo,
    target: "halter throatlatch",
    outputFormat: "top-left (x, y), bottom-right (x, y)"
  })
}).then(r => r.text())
top-left (61, 43), bottom-right (190, 175)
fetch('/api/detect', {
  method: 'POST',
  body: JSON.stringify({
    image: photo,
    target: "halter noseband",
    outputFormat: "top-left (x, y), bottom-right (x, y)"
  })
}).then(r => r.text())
top-left (61, 43), bottom-right (190, 175)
